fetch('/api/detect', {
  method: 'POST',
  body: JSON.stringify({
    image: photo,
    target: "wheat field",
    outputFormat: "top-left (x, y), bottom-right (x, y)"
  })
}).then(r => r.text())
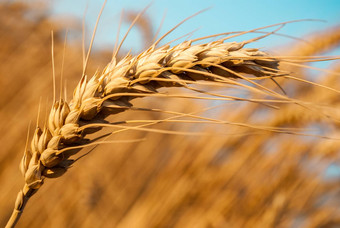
top-left (1, 2), bottom-right (340, 228)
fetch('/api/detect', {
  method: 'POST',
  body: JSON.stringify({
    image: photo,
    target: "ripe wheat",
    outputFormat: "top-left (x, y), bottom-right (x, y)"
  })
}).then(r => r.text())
top-left (5, 33), bottom-right (286, 227)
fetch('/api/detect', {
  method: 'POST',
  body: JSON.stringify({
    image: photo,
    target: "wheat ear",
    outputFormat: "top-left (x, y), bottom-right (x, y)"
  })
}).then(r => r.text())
top-left (6, 37), bottom-right (285, 227)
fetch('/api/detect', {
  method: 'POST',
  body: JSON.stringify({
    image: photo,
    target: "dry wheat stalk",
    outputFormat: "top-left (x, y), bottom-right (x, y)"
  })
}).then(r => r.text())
top-left (5, 35), bottom-right (285, 227)
top-left (7, 8), bottom-right (339, 225)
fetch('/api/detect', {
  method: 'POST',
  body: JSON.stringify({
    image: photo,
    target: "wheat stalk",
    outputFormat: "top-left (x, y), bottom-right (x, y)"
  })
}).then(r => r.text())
top-left (7, 8), bottom-right (339, 225)
top-left (5, 2), bottom-right (340, 227)
top-left (5, 33), bottom-right (287, 227)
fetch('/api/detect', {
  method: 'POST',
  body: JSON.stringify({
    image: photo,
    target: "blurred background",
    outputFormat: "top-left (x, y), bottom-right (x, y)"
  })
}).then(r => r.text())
top-left (1, 0), bottom-right (340, 227)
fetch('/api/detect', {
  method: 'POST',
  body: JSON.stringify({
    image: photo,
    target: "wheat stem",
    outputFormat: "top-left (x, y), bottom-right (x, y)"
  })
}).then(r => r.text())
top-left (7, 25), bottom-right (337, 226)
top-left (6, 185), bottom-right (36, 228)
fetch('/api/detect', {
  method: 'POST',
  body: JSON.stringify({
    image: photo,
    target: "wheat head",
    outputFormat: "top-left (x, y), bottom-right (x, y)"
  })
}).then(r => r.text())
top-left (5, 35), bottom-right (285, 227)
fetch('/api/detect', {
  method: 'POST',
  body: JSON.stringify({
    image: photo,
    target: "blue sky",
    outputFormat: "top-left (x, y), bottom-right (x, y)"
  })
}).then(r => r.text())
top-left (52, 0), bottom-right (340, 53)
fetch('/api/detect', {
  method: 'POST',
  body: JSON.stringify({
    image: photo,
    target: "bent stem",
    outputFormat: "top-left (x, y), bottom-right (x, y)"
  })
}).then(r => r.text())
top-left (6, 184), bottom-right (36, 228)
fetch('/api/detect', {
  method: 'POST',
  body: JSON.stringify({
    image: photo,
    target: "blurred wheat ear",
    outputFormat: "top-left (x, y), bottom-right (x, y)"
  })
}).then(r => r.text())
top-left (4, 2), bottom-right (340, 228)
